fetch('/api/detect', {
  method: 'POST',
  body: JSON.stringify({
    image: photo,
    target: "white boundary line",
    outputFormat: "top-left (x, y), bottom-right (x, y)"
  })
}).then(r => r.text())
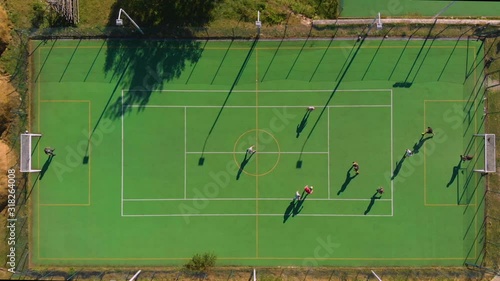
top-left (391, 89), bottom-right (394, 216)
top-left (186, 151), bottom-right (328, 154)
top-left (121, 89), bottom-right (124, 216)
top-left (123, 198), bottom-right (392, 201)
top-left (327, 106), bottom-right (331, 199)
top-left (184, 106), bottom-right (187, 199)
top-left (122, 213), bottom-right (393, 217)
top-left (124, 89), bottom-right (393, 93)
top-left (128, 105), bottom-right (391, 109)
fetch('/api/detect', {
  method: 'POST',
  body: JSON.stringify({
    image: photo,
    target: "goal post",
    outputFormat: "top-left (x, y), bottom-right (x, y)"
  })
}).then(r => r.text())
top-left (20, 132), bottom-right (42, 173)
top-left (473, 134), bottom-right (496, 174)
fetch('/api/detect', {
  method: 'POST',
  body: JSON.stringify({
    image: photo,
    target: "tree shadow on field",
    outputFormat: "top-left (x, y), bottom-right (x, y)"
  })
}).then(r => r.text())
top-left (101, 0), bottom-right (218, 121)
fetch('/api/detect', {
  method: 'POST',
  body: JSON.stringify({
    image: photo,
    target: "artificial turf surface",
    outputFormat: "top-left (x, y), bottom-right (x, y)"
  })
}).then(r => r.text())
top-left (341, 0), bottom-right (500, 17)
top-left (31, 37), bottom-right (485, 266)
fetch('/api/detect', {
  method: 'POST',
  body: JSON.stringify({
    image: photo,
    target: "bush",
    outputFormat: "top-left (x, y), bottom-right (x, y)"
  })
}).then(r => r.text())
top-left (184, 252), bottom-right (217, 274)
top-left (31, 1), bottom-right (46, 28)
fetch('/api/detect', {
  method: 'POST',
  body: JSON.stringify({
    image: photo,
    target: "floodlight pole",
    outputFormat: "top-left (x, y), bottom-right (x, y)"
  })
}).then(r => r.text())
top-left (117, 8), bottom-right (144, 34)
top-left (128, 270), bottom-right (141, 281)
top-left (255, 10), bottom-right (262, 35)
top-left (371, 270), bottom-right (383, 281)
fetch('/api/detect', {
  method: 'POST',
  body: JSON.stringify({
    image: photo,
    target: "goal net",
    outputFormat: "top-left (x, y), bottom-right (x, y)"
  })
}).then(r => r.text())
top-left (20, 133), bottom-right (42, 173)
top-left (473, 134), bottom-right (496, 174)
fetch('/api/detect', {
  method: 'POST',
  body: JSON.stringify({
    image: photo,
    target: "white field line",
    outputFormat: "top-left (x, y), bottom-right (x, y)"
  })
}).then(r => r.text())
top-left (123, 198), bottom-right (392, 201)
top-left (391, 89), bottom-right (394, 216)
top-left (327, 106), bottom-right (331, 199)
top-left (122, 213), bottom-right (393, 217)
top-left (184, 106), bottom-right (187, 199)
top-left (128, 105), bottom-right (391, 108)
top-left (124, 89), bottom-right (393, 93)
top-left (121, 89), bottom-right (124, 216)
top-left (186, 151), bottom-right (328, 154)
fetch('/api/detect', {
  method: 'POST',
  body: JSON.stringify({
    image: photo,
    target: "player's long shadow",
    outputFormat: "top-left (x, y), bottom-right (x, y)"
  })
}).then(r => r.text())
top-left (412, 135), bottom-right (433, 154)
top-left (391, 153), bottom-right (407, 180)
top-left (446, 159), bottom-right (463, 188)
top-left (236, 152), bottom-right (254, 180)
top-left (292, 193), bottom-right (309, 217)
top-left (364, 191), bottom-right (382, 215)
top-left (39, 155), bottom-right (54, 180)
top-left (296, 110), bottom-right (312, 138)
top-left (337, 167), bottom-right (358, 195)
top-left (283, 200), bottom-right (296, 223)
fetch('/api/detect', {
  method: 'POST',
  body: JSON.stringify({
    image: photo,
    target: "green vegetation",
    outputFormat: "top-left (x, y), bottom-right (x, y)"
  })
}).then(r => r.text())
top-left (213, 0), bottom-right (339, 24)
top-left (184, 253), bottom-right (217, 274)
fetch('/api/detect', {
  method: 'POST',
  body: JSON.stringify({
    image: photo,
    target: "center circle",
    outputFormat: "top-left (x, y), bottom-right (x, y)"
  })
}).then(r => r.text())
top-left (233, 129), bottom-right (281, 177)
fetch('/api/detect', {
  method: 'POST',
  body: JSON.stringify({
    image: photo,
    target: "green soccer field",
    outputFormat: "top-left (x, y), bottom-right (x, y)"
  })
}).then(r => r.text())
top-left (341, 0), bottom-right (500, 17)
top-left (31, 38), bottom-right (485, 266)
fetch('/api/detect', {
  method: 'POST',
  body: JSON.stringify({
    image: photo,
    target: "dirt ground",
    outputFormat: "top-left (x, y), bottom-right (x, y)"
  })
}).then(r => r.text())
top-left (0, 3), bottom-right (12, 56)
top-left (0, 74), bottom-right (18, 276)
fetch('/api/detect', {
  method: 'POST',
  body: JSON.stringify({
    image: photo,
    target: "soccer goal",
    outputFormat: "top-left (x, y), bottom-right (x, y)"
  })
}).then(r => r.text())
top-left (20, 132), bottom-right (42, 173)
top-left (473, 134), bottom-right (496, 174)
